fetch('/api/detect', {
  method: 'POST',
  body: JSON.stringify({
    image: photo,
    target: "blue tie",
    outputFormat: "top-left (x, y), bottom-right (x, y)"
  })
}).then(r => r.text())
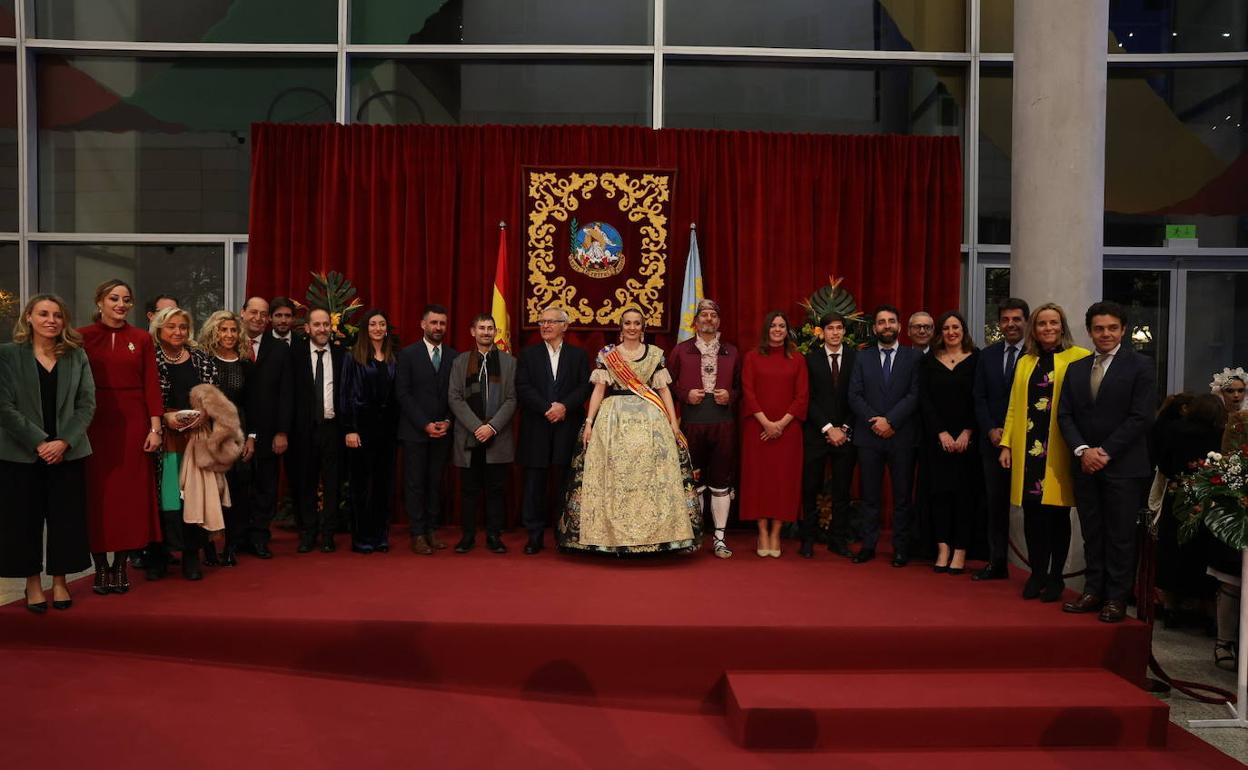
top-left (431, 346), bottom-right (441, 370)
top-left (881, 348), bottom-right (894, 388)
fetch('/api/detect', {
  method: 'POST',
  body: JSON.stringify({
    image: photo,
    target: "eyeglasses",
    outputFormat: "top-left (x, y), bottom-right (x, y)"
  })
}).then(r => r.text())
top-left (537, 319), bottom-right (565, 326)
top-left (910, 324), bottom-right (933, 331)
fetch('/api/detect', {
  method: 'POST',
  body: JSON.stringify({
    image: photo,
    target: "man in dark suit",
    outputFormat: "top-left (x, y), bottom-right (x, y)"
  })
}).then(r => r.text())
top-left (240, 296), bottom-right (292, 559)
top-left (1058, 301), bottom-right (1156, 622)
top-left (799, 311), bottom-right (858, 559)
top-left (970, 297), bottom-right (1029, 581)
top-left (288, 307), bottom-right (347, 553)
top-left (847, 304), bottom-right (922, 566)
top-left (516, 306), bottom-right (590, 554)
top-left (396, 304), bottom-right (457, 555)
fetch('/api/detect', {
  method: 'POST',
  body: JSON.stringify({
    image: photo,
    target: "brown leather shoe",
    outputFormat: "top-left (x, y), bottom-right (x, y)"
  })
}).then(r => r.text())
top-left (428, 532), bottom-right (447, 550)
top-left (1098, 600), bottom-right (1126, 623)
top-left (1062, 593), bottom-right (1103, 614)
top-left (409, 535), bottom-right (434, 555)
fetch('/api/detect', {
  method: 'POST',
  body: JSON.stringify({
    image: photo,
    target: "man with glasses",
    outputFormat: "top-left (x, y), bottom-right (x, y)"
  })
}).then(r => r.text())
top-left (908, 312), bottom-right (935, 355)
top-left (515, 306), bottom-right (591, 554)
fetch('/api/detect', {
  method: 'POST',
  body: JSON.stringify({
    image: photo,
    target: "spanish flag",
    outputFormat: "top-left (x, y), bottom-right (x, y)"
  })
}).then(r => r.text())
top-left (491, 223), bottom-right (511, 352)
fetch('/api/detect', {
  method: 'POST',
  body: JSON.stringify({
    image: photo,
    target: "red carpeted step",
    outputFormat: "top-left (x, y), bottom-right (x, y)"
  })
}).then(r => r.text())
top-left (725, 669), bottom-right (1169, 750)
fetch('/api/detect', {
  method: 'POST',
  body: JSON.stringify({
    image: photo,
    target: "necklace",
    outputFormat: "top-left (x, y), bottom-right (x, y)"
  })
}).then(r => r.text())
top-left (162, 346), bottom-right (188, 364)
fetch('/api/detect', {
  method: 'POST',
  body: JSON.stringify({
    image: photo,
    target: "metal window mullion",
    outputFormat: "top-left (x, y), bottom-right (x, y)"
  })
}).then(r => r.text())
top-left (965, 0), bottom-right (981, 319)
top-left (661, 45), bottom-right (972, 64)
top-left (346, 44), bottom-right (655, 58)
top-left (336, 0), bottom-right (349, 123)
top-left (652, 0), bottom-right (663, 129)
top-left (26, 39), bottom-right (339, 56)
top-left (15, 0), bottom-right (30, 302)
top-left (28, 232), bottom-right (250, 244)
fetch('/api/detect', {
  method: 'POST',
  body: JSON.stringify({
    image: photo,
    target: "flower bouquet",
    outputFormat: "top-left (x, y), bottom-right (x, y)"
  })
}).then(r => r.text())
top-left (1174, 449), bottom-right (1248, 550)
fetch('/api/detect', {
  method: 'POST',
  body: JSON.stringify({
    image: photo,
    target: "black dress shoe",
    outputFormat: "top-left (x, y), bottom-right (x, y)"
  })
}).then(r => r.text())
top-left (486, 535), bottom-right (507, 554)
top-left (454, 537), bottom-right (475, 554)
top-left (181, 552), bottom-right (203, 581)
top-left (828, 541), bottom-right (853, 558)
top-left (221, 546), bottom-right (238, 567)
top-left (1040, 578), bottom-right (1065, 603)
top-left (852, 548), bottom-right (876, 564)
top-left (297, 536), bottom-right (316, 553)
top-left (1098, 600), bottom-right (1127, 623)
top-left (1022, 575), bottom-right (1044, 600)
top-left (524, 535), bottom-right (544, 555)
top-left (320, 539), bottom-right (337, 553)
top-left (798, 540), bottom-right (815, 559)
top-left (376, 543), bottom-right (390, 553)
top-left (252, 543), bottom-right (273, 560)
top-left (972, 563), bottom-right (1009, 581)
top-left (891, 553), bottom-right (909, 568)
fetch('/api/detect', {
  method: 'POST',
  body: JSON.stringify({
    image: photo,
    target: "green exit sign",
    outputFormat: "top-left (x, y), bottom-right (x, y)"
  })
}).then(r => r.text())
top-left (1166, 224), bottom-right (1197, 239)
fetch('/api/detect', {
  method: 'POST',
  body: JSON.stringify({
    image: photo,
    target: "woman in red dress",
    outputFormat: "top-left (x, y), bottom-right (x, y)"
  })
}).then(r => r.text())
top-left (738, 311), bottom-right (809, 558)
top-left (79, 279), bottom-right (164, 594)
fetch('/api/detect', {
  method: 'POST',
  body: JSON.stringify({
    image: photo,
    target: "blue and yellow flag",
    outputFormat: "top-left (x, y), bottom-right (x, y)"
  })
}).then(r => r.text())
top-left (676, 226), bottom-right (703, 343)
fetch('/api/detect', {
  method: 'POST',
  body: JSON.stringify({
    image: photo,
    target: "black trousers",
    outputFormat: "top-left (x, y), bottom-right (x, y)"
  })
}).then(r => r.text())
top-left (157, 507), bottom-right (207, 555)
top-left (460, 447), bottom-right (506, 537)
top-left (799, 442), bottom-right (856, 546)
top-left (403, 437), bottom-right (450, 536)
top-left (1073, 471), bottom-right (1146, 601)
top-left (348, 430), bottom-right (396, 548)
top-left (248, 450), bottom-right (285, 546)
top-left (224, 461), bottom-right (253, 549)
top-left (521, 465), bottom-right (569, 537)
top-left (980, 442), bottom-right (1011, 568)
top-left (0, 459), bottom-right (90, 578)
top-left (857, 443), bottom-right (916, 553)
top-left (1021, 500), bottom-right (1071, 583)
top-left (292, 419), bottom-right (343, 541)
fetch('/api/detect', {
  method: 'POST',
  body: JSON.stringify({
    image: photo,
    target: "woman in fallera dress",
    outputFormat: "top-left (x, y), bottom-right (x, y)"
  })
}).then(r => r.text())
top-left (79, 279), bottom-right (164, 595)
top-left (558, 308), bottom-right (701, 554)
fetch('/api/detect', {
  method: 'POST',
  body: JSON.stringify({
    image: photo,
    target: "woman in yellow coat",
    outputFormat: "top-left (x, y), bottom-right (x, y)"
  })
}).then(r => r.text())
top-left (999, 303), bottom-right (1091, 602)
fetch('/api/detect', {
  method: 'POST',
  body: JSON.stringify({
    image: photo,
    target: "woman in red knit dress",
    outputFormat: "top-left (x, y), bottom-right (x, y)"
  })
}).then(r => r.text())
top-left (79, 279), bottom-right (164, 594)
top-left (738, 311), bottom-right (809, 558)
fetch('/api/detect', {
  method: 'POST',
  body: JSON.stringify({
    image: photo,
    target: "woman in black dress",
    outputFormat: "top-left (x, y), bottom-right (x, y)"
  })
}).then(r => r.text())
top-left (199, 311), bottom-right (255, 566)
top-left (339, 310), bottom-right (399, 553)
top-left (919, 310), bottom-right (979, 575)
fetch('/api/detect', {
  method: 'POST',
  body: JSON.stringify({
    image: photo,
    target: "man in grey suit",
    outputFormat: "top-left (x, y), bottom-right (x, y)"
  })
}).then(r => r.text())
top-left (448, 314), bottom-right (517, 554)
top-left (847, 304), bottom-right (923, 566)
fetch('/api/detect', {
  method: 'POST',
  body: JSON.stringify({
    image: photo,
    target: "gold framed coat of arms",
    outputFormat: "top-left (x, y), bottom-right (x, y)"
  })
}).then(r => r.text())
top-left (522, 166), bottom-right (674, 332)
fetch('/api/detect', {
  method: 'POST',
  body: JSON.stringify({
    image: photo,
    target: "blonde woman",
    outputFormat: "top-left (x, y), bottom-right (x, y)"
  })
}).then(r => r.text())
top-left (198, 310), bottom-right (254, 565)
top-left (999, 303), bottom-right (1090, 602)
top-left (0, 295), bottom-right (96, 611)
top-left (148, 306), bottom-right (219, 580)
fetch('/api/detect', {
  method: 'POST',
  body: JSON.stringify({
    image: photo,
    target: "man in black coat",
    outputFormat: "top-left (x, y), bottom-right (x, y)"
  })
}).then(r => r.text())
top-left (1057, 301), bottom-right (1156, 623)
top-left (799, 311), bottom-right (858, 559)
top-left (240, 296), bottom-right (292, 559)
top-left (396, 304), bottom-right (457, 555)
top-left (970, 297), bottom-right (1029, 581)
top-left (288, 307), bottom-right (347, 553)
top-left (515, 306), bottom-right (590, 554)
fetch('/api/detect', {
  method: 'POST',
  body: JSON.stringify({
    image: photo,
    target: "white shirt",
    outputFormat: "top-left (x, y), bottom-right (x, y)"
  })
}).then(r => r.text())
top-left (423, 338), bottom-right (443, 367)
top-left (271, 329), bottom-right (293, 345)
top-left (820, 344), bottom-right (846, 434)
top-left (545, 341), bottom-right (562, 379)
top-left (310, 344), bottom-right (335, 419)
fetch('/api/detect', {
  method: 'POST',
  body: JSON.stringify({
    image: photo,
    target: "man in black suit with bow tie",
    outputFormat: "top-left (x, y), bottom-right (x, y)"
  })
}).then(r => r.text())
top-left (799, 311), bottom-right (858, 558)
top-left (971, 297), bottom-right (1029, 581)
top-left (515, 306), bottom-right (590, 554)
top-left (396, 304), bottom-right (457, 555)
top-left (1058, 301), bottom-right (1156, 623)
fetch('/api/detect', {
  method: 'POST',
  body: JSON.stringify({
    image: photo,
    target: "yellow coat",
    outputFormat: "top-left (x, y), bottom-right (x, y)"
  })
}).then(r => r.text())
top-left (1000, 346), bottom-right (1091, 507)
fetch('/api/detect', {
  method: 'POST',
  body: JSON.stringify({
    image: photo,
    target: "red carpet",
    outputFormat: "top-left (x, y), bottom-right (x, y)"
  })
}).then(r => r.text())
top-left (0, 529), bottom-right (1239, 768)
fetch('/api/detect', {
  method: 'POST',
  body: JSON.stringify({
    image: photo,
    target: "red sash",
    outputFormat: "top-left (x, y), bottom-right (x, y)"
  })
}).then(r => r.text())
top-left (603, 346), bottom-right (688, 450)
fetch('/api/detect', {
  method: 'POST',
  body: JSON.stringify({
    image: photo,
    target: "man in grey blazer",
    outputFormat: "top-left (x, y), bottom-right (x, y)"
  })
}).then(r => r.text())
top-left (847, 304), bottom-right (923, 567)
top-left (448, 314), bottom-right (518, 554)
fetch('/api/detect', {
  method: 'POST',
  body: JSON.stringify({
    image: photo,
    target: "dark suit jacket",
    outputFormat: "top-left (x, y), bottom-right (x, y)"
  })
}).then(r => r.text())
top-left (243, 332), bottom-right (293, 456)
top-left (972, 340), bottom-right (1020, 450)
top-left (1057, 346), bottom-right (1156, 479)
top-left (515, 342), bottom-right (591, 467)
top-left (0, 343), bottom-right (96, 463)
top-left (803, 345), bottom-right (857, 449)
top-left (289, 339), bottom-right (346, 437)
top-left (395, 340), bottom-right (458, 443)
top-left (847, 345), bottom-right (921, 450)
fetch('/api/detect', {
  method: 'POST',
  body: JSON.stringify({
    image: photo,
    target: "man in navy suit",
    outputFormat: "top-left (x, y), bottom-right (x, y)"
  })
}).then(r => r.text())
top-left (971, 297), bottom-right (1029, 581)
top-left (396, 304), bottom-right (457, 555)
top-left (847, 304), bottom-right (923, 566)
top-left (515, 306), bottom-right (591, 554)
top-left (1058, 301), bottom-right (1156, 622)
top-left (799, 311), bottom-right (858, 559)
top-left (288, 307), bottom-right (347, 553)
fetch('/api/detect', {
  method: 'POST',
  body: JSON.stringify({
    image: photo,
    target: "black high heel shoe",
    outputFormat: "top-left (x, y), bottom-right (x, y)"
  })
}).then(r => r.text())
top-left (92, 560), bottom-right (111, 595)
top-left (25, 587), bottom-right (47, 614)
top-left (111, 559), bottom-right (131, 594)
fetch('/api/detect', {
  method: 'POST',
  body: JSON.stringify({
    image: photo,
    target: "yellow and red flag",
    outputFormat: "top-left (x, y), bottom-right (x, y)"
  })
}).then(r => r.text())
top-left (491, 223), bottom-right (511, 352)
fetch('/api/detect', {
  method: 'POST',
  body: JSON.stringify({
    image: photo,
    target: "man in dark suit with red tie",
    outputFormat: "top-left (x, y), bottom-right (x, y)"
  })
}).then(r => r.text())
top-left (240, 296), bottom-right (292, 559)
top-left (515, 306), bottom-right (591, 554)
top-left (971, 298), bottom-right (1029, 580)
top-left (1057, 301), bottom-right (1156, 622)
top-left (799, 311), bottom-right (858, 559)
top-left (396, 304), bottom-right (457, 555)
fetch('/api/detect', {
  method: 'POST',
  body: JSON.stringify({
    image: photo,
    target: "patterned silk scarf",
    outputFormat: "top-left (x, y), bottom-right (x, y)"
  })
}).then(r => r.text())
top-left (602, 345), bottom-right (688, 449)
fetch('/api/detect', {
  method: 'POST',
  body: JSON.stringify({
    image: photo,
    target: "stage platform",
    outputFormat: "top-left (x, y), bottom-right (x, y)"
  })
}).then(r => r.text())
top-left (0, 529), bottom-right (1240, 769)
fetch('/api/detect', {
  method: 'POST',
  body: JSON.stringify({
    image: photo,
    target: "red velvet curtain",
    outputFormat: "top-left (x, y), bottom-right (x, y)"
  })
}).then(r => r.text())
top-left (247, 124), bottom-right (962, 352)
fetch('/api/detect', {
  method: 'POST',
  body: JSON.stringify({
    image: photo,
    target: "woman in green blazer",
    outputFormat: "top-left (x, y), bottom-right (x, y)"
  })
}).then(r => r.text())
top-left (0, 294), bottom-right (96, 612)
top-left (999, 303), bottom-right (1090, 602)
